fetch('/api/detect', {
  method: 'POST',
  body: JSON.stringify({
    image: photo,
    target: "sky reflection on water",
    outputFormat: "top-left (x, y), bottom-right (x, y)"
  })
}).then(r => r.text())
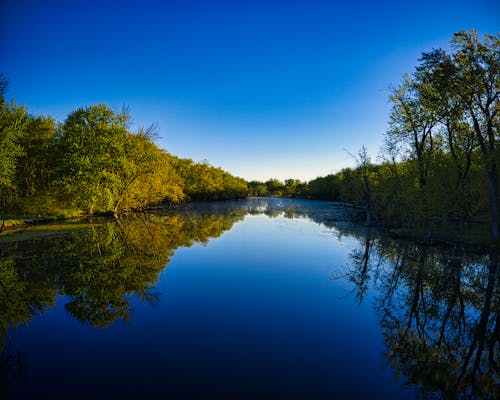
top-left (1, 198), bottom-right (498, 399)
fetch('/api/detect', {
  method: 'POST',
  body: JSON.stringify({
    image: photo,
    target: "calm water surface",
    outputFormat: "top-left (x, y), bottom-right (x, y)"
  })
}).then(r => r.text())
top-left (1, 198), bottom-right (498, 399)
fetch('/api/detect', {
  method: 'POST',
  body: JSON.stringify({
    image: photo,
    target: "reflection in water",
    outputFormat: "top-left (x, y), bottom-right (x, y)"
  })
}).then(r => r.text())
top-left (344, 232), bottom-right (500, 399)
top-left (237, 198), bottom-right (500, 398)
top-left (0, 210), bottom-right (246, 336)
top-left (0, 197), bottom-right (498, 398)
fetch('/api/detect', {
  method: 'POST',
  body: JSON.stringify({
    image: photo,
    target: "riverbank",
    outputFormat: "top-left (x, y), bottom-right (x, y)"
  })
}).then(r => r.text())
top-left (4, 197), bottom-right (495, 400)
top-left (0, 213), bottom-right (85, 236)
top-left (1, 216), bottom-right (61, 230)
top-left (1, 198), bottom-right (494, 251)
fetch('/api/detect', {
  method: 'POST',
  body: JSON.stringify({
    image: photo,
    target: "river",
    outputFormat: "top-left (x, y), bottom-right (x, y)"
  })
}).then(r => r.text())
top-left (0, 198), bottom-right (498, 399)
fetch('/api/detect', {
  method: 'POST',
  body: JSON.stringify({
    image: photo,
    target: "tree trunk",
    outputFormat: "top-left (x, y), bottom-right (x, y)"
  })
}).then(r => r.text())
top-left (487, 165), bottom-right (499, 241)
top-left (469, 110), bottom-right (498, 241)
top-left (363, 175), bottom-right (372, 226)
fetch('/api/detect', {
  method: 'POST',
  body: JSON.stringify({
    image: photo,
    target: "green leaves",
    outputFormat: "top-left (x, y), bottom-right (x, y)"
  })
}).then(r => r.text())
top-left (0, 102), bottom-right (27, 192)
top-left (33, 103), bottom-right (245, 215)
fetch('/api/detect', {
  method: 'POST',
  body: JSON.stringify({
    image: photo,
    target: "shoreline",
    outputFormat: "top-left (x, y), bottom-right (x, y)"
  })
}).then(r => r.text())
top-left (1, 198), bottom-right (494, 251)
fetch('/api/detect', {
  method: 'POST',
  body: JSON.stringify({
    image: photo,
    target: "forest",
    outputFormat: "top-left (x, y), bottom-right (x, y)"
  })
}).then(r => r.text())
top-left (251, 31), bottom-right (500, 244)
top-left (0, 83), bottom-right (248, 219)
top-left (1, 30), bottom-right (499, 244)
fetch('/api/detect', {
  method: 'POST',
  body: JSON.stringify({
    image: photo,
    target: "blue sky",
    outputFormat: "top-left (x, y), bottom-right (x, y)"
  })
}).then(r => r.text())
top-left (1, 0), bottom-right (499, 181)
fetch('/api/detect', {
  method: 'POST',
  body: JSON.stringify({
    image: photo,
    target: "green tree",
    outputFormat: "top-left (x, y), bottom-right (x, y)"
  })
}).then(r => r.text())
top-left (387, 75), bottom-right (439, 191)
top-left (452, 31), bottom-right (500, 240)
top-left (56, 104), bottom-right (130, 214)
top-left (416, 48), bottom-right (480, 232)
top-left (265, 178), bottom-right (285, 196)
top-left (0, 76), bottom-right (28, 212)
top-left (284, 179), bottom-right (301, 197)
top-left (347, 146), bottom-right (374, 225)
top-left (111, 127), bottom-right (185, 212)
top-left (17, 116), bottom-right (57, 196)
top-left (308, 174), bottom-right (340, 200)
top-left (248, 181), bottom-right (268, 197)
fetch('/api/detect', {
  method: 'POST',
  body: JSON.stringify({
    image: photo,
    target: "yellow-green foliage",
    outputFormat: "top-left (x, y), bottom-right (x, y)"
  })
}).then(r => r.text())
top-left (0, 99), bottom-right (247, 216)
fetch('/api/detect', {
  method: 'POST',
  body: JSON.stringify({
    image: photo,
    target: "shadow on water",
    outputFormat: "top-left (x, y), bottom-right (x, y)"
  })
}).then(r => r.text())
top-left (0, 197), bottom-right (498, 398)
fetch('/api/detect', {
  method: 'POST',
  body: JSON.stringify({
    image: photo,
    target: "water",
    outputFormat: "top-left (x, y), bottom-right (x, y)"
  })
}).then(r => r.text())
top-left (0, 198), bottom-right (498, 399)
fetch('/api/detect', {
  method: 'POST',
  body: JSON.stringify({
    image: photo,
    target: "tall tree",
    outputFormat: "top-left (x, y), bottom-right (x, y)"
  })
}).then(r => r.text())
top-left (416, 49), bottom-right (477, 232)
top-left (452, 30), bottom-right (500, 240)
top-left (112, 130), bottom-right (185, 211)
top-left (15, 115), bottom-right (57, 198)
top-left (387, 75), bottom-right (439, 191)
top-left (57, 104), bottom-right (130, 214)
top-left (347, 146), bottom-right (374, 225)
top-left (0, 76), bottom-right (28, 212)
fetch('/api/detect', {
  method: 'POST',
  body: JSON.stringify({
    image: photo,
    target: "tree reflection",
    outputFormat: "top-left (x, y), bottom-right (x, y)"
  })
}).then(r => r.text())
top-left (0, 259), bottom-right (33, 354)
top-left (344, 228), bottom-right (377, 305)
top-left (0, 210), bottom-right (245, 342)
top-left (345, 236), bottom-right (499, 399)
top-left (126, 200), bottom-right (500, 400)
top-left (2, 198), bottom-right (499, 398)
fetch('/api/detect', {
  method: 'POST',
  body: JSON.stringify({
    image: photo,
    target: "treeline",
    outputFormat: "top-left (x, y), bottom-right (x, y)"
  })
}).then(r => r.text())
top-left (257, 31), bottom-right (499, 241)
top-left (0, 85), bottom-right (247, 217)
top-left (2, 30), bottom-right (498, 241)
top-left (247, 178), bottom-right (307, 197)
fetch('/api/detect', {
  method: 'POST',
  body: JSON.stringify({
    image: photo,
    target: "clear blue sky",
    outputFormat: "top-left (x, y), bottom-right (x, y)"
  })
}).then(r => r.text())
top-left (1, 0), bottom-right (499, 181)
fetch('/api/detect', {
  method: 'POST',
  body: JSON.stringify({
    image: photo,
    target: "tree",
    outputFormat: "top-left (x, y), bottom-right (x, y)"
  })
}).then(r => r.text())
top-left (110, 127), bottom-right (185, 212)
top-left (308, 174), bottom-right (340, 200)
top-left (56, 104), bottom-right (130, 214)
top-left (248, 181), bottom-right (268, 197)
top-left (265, 179), bottom-right (285, 196)
top-left (0, 76), bottom-right (28, 212)
top-left (284, 179), bottom-right (301, 197)
top-left (452, 30), bottom-right (500, 240)
top-left (15, 115), bottom-right (57, 198)
top-left (415, 49), bottom-right (477, 232)
top-left (346, 146), bottom-right (374, 225)
top-left (0, 74), bottom-right (7, 103)
top-left (387, 75), bottom-right (439, 191)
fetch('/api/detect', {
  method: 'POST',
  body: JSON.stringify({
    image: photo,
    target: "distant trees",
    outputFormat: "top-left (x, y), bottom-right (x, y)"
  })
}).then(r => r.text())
top-left (248, 180), bottom-right (268, 196)
top-left (307, 174), bottom-right (340, 200)
top-left (175, 158), bottom-right (247, 201)
top-left (265, 179), bottom-right (285, 196)
top-left (247, 178), bottom-right (306, 198)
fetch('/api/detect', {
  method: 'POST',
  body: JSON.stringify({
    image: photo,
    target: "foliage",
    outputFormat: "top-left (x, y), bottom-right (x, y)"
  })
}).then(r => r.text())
top-left (273, 30), bottom-right (498, 242)
top-left (0, 29), bottom-right (498, 242)
top-left (0, 75), bottom-right (28, 211)
top-left (174, 158), bottom-right (247, 201)
top-left (0, 94), bottom-right (247, 217)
